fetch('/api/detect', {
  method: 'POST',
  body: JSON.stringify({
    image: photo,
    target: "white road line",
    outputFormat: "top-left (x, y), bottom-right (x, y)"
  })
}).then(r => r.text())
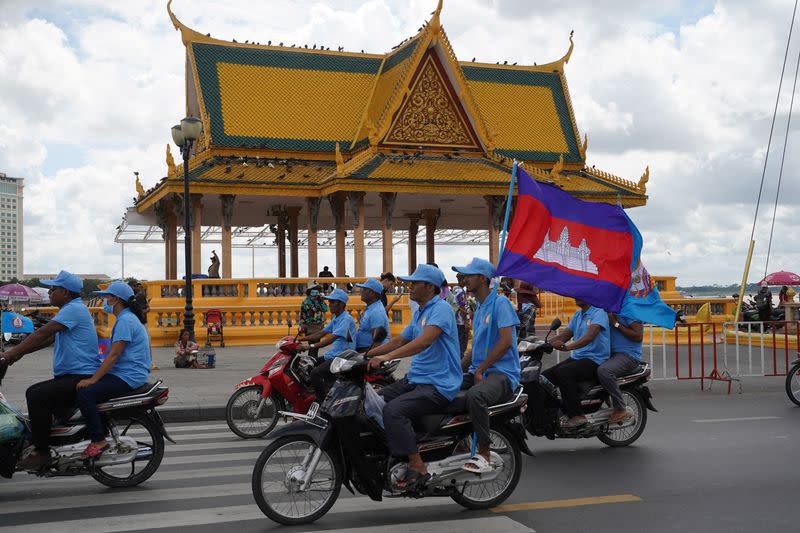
top-left (161, 422), bottom-right (230, 432)
top-left (298, 516), bottom-right (535, 533)
top-left (165, 440), bottom-right (265, 452)
top-left (0, 496), bottom-right (459, 532)
top-left (692, 416), bottom-right (780, 423)
top-left (162, 450), bottom-right (260, 465)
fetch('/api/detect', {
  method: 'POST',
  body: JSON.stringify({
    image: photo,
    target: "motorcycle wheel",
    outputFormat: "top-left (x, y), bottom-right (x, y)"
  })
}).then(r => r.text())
top-left (597, 390), bottom-right (647, 447)
top-left (226, 386), bottom-right (280, 439)
top-left (451, 426), bottom-right (522, 509)
top-left (90, 412), bottom-right (164, 488)
top-left (785, 362), bottom-right (800, 406)
top-left (252, 435), bottom-right (342, 525)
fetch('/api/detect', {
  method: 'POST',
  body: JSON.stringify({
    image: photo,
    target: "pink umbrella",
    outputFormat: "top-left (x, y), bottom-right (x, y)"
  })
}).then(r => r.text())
top-left (0, 283), bottom-right (44, 302)
top-left (759, 271), bottom-right (800, 286)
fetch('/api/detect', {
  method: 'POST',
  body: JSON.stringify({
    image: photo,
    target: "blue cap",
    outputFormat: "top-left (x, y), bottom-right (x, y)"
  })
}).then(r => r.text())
top-left (398, 264), bottom-right (446, 287)
top-left (452, 257), bottom-right (496, 280)
top-left (40, 270), bottom-right (83, 293)
top-left (323, 288), bottom-right (349, 304)
top-left (94, 281), bottom-right (135, 301)
top-left (355, 278), bottom-right (383, 295)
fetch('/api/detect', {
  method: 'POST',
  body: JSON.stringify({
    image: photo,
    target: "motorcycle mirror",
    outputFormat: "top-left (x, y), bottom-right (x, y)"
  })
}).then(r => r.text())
top-left (372, 327), bottom-right (387, 344)
top-left (550, 318), bottom-right (562, 331)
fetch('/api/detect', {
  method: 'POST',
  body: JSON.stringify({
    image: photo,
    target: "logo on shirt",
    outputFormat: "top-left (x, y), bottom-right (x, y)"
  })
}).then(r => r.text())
top-left (585, 319), bottom-right (592, 326)
top-left (420, 317), bottom-right (427, 327)
top-left (484, 315), bottom-right (490, 325)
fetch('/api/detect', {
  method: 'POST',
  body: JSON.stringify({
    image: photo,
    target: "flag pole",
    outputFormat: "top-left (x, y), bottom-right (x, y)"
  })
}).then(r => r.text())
top-left (471, 160), bottom-right (518, 459)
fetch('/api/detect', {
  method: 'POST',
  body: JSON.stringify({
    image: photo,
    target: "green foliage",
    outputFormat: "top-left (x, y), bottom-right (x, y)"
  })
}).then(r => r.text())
top-left (677, 283), bottom-right (762, 297)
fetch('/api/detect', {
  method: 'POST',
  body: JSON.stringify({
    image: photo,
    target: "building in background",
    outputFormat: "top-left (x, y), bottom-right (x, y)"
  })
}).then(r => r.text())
top-left (21, 274), bottom-right (111, 282)
top-left (0, 172), bottom-right (23, 280)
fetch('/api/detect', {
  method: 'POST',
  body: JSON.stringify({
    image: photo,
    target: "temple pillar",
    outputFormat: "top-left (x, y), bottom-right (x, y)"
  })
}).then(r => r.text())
top-left (328, 192), bottom-right (346, 276)
top-left (190, 194), bottom-right (203, 273)
top-left (169, 194), bottom-right (182, 280)
top-left (275, 209), bottom-right (287, 278)
top-left (421, 209), bottom-right (440, 265)
top-left (407, 214), bottom-right (420, 274)
top-left (306, 197), bottom-right (321, 277)
top-left (485, 195), bottom-right (505, 265)
top-left (348, 192), bottom-right (366, 277)
top-left (220, 194), bottom-right (235, 278)
top-left (287, 205), bottom-right (302, 278)
top-left (155, 199), bottom-right (171, 280)
top-left (380, 193), bottom-right (397, 274)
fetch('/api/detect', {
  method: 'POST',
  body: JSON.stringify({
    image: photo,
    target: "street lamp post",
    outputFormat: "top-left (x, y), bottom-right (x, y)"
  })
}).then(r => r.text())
top-left (171, 117), bottom-right (203, 341)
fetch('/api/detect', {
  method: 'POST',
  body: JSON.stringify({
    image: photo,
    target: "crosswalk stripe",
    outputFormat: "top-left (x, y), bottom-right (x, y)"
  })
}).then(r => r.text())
top-left (0, 495), bottom-right (459, 532)
top-left (165, 440), bottom-right (265, 452)
top-left (161, 450), bottom-right (260, 465)
top-left (298, 516), bottom-right (535, 533)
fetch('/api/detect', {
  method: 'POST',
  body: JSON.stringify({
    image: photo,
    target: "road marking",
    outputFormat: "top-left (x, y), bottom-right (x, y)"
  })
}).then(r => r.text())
top-left (692, 416), bottom-right (780, 423)
top-left (299, 516), bottom-right (534, 533)
top-left (492, 494), bottom-right (642, 513)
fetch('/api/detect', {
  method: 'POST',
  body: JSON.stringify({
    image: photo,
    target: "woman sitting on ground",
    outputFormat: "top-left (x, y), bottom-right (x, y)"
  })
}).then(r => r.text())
top-left (174, 329), bottom-right (201, 368)
top-left (76, 281), bottom-right (152, 459)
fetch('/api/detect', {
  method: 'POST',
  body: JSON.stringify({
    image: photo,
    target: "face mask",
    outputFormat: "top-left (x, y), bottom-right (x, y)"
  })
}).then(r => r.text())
top-left (310, 290), bottom-right (319, 297)
top-left (103, 299), bottom-right (114, 314)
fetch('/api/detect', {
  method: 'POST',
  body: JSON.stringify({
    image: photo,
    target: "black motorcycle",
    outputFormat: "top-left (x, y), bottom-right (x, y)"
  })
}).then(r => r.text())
top-left (250, 329), bottom-right (528, 525)
top-left (519, 319), bottom-right (657, 447)
top-left (0, 355), bottom-right (174, 486)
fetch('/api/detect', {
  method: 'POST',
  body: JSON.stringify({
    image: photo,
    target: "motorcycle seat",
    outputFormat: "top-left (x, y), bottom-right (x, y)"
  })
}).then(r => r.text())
top-left (577, 363), bottom-right (650, 398)
top-left (107, 381), bottom-right (160, 402)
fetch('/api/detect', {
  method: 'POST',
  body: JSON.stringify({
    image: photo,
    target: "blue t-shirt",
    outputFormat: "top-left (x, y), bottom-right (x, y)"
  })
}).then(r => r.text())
top-left (401, 297), bottom-right (462, 400)
top-left (322, 312), bottom-right (356, 361)
top-left (109, 308), bottom-right (152, 388)
top-left (470, 293), bottom-right (521, 390)
top-left (355, 300), bottom-right (390, 349)
top-left (610, 315), bottom-right (643, 361)
top-left (51, 298), bottom-right (100, 377)
top-left (567, 306), bottom-right (610, 365)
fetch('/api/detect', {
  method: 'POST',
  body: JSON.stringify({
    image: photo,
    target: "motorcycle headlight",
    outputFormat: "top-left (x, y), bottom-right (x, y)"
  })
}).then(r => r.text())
top-left (330, 357), bottom-right (358, 374)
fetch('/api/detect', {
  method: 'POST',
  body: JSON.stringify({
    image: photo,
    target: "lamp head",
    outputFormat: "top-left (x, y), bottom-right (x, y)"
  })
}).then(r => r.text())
top-left (180, 116), bottom-right (202, 141)
top-left (171, 124), bottom-right (185, 147)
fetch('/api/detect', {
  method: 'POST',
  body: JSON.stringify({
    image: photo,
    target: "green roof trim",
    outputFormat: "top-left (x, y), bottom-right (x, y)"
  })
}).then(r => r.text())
top-left (382, 37), bottom-right (420, 72)
top-left (462, 66), bottom-right (582, 163)
top-left (192, 43), bottom-right (381, 151)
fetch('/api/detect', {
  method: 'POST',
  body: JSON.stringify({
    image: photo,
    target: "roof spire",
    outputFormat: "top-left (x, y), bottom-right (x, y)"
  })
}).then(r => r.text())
top-left (430, 0), bottom-right (444, 32)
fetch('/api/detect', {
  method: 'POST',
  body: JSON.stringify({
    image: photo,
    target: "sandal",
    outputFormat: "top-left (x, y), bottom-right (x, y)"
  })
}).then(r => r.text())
top-left (396, 468), bottom-right (431, 491)
top-left (80, 442), bottom-right (108, 460)
top-left (462, 454), bottom-right (493, 474)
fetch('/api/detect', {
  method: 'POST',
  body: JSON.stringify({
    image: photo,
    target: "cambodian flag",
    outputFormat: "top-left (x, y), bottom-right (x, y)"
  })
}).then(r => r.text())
top-left (496, 167), bottom-right (639, 312)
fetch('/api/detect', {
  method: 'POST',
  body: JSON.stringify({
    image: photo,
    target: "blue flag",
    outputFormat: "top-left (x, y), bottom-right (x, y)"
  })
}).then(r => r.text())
top-left (617, 218), bottom-right (677, 329)
top-left (1, 312), bottom-right (34, 334)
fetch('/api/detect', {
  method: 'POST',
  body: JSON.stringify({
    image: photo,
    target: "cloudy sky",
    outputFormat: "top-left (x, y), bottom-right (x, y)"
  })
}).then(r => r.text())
top-left (1, 0), bottom-right (798, 285)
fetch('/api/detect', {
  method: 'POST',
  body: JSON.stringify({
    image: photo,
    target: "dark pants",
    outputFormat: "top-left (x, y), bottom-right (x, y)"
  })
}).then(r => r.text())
top-left (597, 353), bottom-right (640, 411)
top-left (76, 374), bottom-right (133, 442)
top-left (542, 358), bottom-right (599, 417)
top-left (310, 359), bottom-right (335, 401)
top-left (378, 377), bottom-right (450, 457)
top-left (26, 374), bottom-right (91, 452)
top-left (457, 324), bottom-right (468, 356)
top-left (461, 372), bottom-right (511, 447)
top-left (758, 307), bottom-right (771, 323)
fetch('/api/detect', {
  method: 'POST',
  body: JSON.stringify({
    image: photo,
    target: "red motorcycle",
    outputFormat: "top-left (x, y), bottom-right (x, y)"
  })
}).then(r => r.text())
top-left (225, 323), bottom-right (399, 438)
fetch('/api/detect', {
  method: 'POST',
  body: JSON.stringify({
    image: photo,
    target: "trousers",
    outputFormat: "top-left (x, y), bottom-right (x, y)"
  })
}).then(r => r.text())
top-left (461, 372), bottom-right (511, 447)
top-left (597, 353), bottom-right (640, 411)
top-left (542, 358), bottom-right (599, 417)
top-left (378, 377), bottom-right (449, 457)
top-left (76, 374), bottom-right (133, 442)
top-left (26, 374), bottom-right (90, 452)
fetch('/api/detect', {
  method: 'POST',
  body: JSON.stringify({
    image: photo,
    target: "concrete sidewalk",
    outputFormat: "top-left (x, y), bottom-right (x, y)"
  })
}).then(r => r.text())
top-left (1, 344), bottom-right (791, 422)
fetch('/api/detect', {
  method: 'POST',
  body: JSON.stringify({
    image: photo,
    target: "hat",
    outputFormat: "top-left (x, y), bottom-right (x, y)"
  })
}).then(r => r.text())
top-left (355, 278), bottom-right (383, 295)
top-left (399, 264), bottom-right (446, 287)
top-left (306, 281), bottom-right (322, 294)
top-left (94, 281), bottom-right (135, 301)
top-left (323, 288), bottom-right (349, 304)
top-left (40, 270), bottom-right (83, 293)
top-left (452, 257), bottom-right (496, 280)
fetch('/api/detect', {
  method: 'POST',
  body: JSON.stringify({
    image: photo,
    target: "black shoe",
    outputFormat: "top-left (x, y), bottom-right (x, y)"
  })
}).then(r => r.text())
top-left (17, 451), bottom-right (50, 471)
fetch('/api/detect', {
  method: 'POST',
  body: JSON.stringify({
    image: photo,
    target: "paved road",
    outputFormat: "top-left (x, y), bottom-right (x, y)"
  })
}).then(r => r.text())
top-left (1, 386), bottom-right (798, 532)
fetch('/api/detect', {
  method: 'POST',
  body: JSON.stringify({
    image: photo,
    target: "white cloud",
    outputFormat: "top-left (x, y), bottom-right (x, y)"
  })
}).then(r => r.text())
top-left (0, 0), bottom-right (798, 285)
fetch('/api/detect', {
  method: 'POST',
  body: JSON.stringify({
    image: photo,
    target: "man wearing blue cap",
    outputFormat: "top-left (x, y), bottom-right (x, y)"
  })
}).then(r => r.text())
top-left (4, 270), bottom-right (99, 470)
top-left (368, 264), bottom-right (462, 489)
top-left (454, 258), bottom-right (520, 473)
top-left (300, 288), bottom-right (356, 400)
top-left (354, 278), bottom-right (390, 351)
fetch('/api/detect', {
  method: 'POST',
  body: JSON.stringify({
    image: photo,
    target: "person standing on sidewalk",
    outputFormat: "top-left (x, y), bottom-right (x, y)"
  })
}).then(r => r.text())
top-left (598, 312), bottom-right (643, 424)
top-left (298, 282), bottom-right (328, 358)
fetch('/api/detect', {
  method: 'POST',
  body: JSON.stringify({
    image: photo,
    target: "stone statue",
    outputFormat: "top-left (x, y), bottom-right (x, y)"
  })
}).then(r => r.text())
top-left (208, 250), bottom-right (221, 278)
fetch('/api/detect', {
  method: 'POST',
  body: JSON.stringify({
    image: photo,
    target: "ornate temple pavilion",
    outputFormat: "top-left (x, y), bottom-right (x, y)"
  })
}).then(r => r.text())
top-left (124, 0), bottom-right (649, 280)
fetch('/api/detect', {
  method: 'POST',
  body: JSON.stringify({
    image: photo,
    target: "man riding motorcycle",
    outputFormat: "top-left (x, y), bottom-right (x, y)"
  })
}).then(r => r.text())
top-left (545, 299), bottom-right (610, 428)
top-left (368, 264), bottom-right (462, 490)
top-left (453, 258), bottom-right (520, 474)
top-left (353, 278), bottom-right (390, 352)
top-left (301, 288), bottom-right (356, 400)
top-left (599, 312), bottom-right (643, 424)
top-left (2, 270), bottom-right (99, 470)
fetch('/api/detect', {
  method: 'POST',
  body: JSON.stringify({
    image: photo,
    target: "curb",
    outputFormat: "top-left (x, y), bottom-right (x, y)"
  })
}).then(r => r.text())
top-left (159, 405), bottom-right (226, 423)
